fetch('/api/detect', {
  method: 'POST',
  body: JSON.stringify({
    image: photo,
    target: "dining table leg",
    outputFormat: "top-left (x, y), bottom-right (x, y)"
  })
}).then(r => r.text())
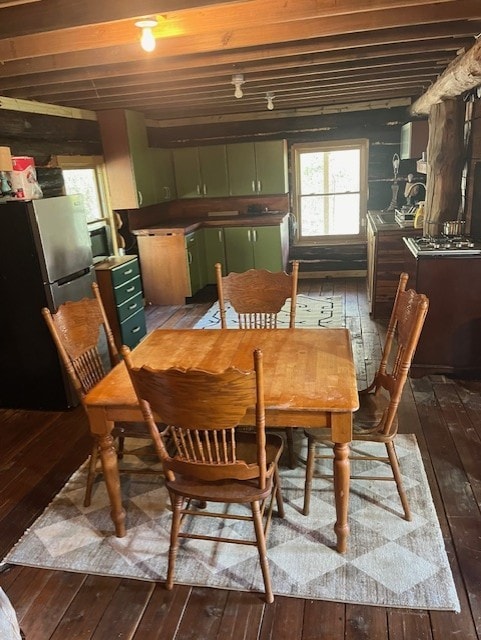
top-left (331, 412), bottom-right (352, 553)
top-left (87, 408), bottom-right (126, 537)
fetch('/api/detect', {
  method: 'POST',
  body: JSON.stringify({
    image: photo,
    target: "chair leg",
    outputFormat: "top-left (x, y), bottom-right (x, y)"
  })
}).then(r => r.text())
top-left (303, 436), bottom-right (317, 516)
top-left (274, 465), bottom-right (285, 518)
top-left (117, 436), bottom-right (125, 460)
top-left (386, 441), bottom-right (412, 521)
top-left (285, 427), bottom-right (296, 468)
top-left (166, 493), bottom-right (183, 590)
top-left (251, 500), bottom-right (274, 604)
top-left (83, 440), bottom-right (99, 508)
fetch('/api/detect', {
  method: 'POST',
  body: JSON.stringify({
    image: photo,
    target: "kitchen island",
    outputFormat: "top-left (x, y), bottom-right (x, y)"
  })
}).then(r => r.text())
top-left (133, 212), bottom-right (289, 305)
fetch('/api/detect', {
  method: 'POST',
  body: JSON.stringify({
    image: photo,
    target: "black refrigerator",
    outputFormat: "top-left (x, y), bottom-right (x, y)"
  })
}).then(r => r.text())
top-left (0, 194), bottom-right (95, 409)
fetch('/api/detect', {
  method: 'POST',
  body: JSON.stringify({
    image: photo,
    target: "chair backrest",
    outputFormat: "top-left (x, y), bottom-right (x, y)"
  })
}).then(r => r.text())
top-left (215, 260), bottom-right (299, 329)
top-left (122, 346), bottom-right (270, 489)
top-left (373, 272), bottom-right (429, 435)
top-left (42, 282), bottom-right (119, 403)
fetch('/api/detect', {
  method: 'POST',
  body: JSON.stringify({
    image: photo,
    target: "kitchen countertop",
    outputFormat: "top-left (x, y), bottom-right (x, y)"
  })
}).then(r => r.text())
top-left (132, 212), bottom-right (288, 236)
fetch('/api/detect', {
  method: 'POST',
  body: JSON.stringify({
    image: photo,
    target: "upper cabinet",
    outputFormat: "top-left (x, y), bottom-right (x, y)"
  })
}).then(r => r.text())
top-left (173, 145), bottom-right (229, 198)
top-left (227, 140), bottom-right (288, 196)
top-left (400, 121), bottom-right (429, 160)
top-left (98, 109), bottom-right (157, 209)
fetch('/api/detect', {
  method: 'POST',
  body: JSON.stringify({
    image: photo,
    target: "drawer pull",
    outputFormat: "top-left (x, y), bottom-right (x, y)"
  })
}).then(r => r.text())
top-left (126, 286), bottom-right (135, 293)
top-left (131, 326), bottom-right (141, 334)
top-left (123, 268), bottom-right (133, 276)
top-left (128, 303), bottom-right (138, 310)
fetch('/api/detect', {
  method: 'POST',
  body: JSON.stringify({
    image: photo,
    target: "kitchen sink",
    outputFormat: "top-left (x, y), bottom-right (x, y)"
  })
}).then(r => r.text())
top-left (376, 212), bottom-right (396, 224)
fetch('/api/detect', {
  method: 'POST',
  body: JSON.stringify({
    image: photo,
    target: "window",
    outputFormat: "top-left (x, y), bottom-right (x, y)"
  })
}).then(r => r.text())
top-left (53, 155), bottom-right (118, 253)
top-left (292, 140), bottom-right (368, 243)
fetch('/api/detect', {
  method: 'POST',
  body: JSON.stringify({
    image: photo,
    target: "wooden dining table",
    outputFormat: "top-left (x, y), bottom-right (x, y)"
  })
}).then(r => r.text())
top-left (84, 327), bottom-right (359, 553)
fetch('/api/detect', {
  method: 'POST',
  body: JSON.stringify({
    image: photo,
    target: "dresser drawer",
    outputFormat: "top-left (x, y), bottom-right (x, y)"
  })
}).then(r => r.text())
top-left (114, 275), bottom-right (142, 305)
top-left (111, 259), bottom-right (140, 287)
top-left (117, 291), bottom-right (144, 323)
top-left (120, 308), bottom-right (147, 349)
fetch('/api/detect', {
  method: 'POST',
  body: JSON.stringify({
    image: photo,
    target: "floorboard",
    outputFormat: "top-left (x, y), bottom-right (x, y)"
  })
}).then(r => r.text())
top-left (0, 276), bottom-right (479, 639)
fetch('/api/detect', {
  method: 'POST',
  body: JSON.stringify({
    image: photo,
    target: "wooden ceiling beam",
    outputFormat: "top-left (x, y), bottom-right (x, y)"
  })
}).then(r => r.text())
top-left (411, 38), bottom-right (481, 114)
top-left (0, 1), bottom-right (478, 63)
top-left (0, 20), bottom-right (476, 82)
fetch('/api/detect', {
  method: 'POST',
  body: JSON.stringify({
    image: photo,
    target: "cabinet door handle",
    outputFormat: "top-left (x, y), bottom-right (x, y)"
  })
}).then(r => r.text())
top-left (164, 186), bottom-right (169, 199)
top-left (128, 302), bottom-right (138, 310)
top-left (251, 180), bottom-right (256, 193)
top-left (126, 286), bottom-right (135, 293)
top-left (138, 190), bottom-right (143, 205)
top-left (196, 184), bottom-right (201, 195)
top-left (188, 251), bottom-right (192, 264)
top-left (131, 326), bottom-right (141, 334)
top-left (247, 229), bottom-right (251, 242)
top-left (257, 180), bottom-right (261, 192)
top-left (253, 229), bottom-right (257, 242)
top-left (203, 184), bottom-right (207, 195)
top-left (218, 230), bottom-right (223, 242)
top-left (123, 268), bottom-right (133, 276)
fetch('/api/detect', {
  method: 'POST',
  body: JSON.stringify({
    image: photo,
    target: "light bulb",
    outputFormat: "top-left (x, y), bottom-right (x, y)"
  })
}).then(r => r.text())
top-left (266, 92), bottom-right (275, 110)
top-left (231, 74), bottom-right (245, 99)
top-left (135, 19), bottom-right (157, 53)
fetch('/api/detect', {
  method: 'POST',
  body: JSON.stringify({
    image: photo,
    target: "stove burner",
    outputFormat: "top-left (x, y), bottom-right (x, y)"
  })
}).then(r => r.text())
top-left (408, 235), bottom-right (481, 256)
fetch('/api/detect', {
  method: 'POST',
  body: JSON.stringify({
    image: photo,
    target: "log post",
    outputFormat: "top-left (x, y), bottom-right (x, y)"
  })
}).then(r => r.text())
top-left (424, 98), bottom-right (466, 236)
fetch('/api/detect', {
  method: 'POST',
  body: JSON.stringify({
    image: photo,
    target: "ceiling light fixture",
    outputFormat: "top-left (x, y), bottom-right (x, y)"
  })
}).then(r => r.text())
top-left (231, 73), bottom-right (245, 99)
top-left (135, 18), bottom-right (157, 53)
top-left (266, 92), bottom-right (275, 111)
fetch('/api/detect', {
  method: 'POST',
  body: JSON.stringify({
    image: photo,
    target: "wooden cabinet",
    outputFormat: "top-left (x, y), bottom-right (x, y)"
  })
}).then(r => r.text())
top-left (98, 109), bottom-right (156, 209)
top-left (400, 121), bottom-right (429, 160)
top-left (367, 212), bottom-right (422, 318)
top-left (203, 227), bottom-right (226, 284)
top-left (173, 145), bottom-right (229, 198)
top-left (226, 140), bottom-right (288, 196)
top-left (94, 256), bottom-right (146, 350)
top-left (151, 147), bottom-right (176, 202)
top-left (224, 219), bottom-right (289, 273)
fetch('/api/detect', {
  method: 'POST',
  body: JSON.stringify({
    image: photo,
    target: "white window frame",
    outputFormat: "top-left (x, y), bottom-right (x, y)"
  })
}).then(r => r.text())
top-left (291, 139), bottom-right (369, 245)
top-left (53, 155), bottom-right (118, 254)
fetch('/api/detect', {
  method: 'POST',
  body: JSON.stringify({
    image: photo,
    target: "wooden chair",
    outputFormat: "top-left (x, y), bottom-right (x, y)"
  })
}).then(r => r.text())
top-left (215, 260), bottom-right (299, 329)
top-left (42, 282), bottom-right (160, 507)
top-left (215, 260), bottom-right (299, 467)
top-left (303, 272), bottom-right (429, 520)
top-left (122, 346), bottom-right (284, 604)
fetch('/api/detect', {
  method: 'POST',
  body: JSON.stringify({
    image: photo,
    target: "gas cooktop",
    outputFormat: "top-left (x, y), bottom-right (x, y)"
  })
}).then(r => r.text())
top-left (405, 235), bottom-right (481, 257)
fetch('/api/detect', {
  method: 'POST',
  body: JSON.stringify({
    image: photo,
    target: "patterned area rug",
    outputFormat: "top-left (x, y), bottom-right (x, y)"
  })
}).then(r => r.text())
top-left (193, 294), bottom-right (344, 329)
top-left (2, 434), bottom-right (459, 611)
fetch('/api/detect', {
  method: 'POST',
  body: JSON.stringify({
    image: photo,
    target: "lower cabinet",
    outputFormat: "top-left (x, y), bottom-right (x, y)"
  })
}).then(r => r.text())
top-left (94, 255), bottom-right (147, 350)
top-left (185, 230), bottom-right (205, 296)
top-left (203, 227), bottom-right (226, 283)
top-left (224, 221), bottom-right (289, 273)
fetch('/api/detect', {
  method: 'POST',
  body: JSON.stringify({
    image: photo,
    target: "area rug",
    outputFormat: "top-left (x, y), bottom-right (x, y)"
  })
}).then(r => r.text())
top-left (2, 434), bottom-right (459, 611)
top-left (193, 294), bottom-right (344, 329)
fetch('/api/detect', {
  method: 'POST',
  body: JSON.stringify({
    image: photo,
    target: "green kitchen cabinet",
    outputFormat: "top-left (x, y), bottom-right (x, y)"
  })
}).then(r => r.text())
top-left (226, 140), bottom-right (288, 196)
top-left (173, 145), bottom-right (229, 198)
top-left (151, 147), bottom-right (177, 202)
top-left (98, 109), bottom-right (156, 209)
top-left (185, 230), bottom-right (205, 296)
top-left (203, 227), bottom-right (226, 284)
top-left (224, 220), bottom-right (288, 274)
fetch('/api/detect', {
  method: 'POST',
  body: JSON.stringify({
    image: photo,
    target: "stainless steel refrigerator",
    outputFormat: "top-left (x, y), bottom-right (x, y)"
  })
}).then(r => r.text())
top-left (0, 194), bottom-right (95, 409)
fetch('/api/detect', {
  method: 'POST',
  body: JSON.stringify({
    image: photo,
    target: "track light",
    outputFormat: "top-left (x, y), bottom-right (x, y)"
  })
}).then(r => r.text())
top-left (266, 92), bottom-right (275, 110)
top-left (231, 73), bottom-right (245, 99)
top-left (135, 18), bottom-right (157, 52)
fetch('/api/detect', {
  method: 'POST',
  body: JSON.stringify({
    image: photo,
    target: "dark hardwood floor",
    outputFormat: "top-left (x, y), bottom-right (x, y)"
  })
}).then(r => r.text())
top-left (1, 277), bottom-right (481, 639)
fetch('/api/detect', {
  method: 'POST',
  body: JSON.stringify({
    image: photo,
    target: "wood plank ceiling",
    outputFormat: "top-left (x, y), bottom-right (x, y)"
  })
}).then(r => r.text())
top-left (0, 0), bottom-right (480, 126)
